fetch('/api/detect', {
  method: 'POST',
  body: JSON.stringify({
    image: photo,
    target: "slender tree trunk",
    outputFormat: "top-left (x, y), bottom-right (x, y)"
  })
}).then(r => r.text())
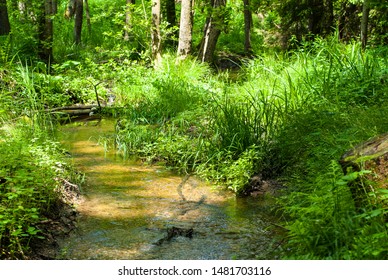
top-left (177, 0), bottom-right (193, 59)
top-left (84, 0), bottom-right (91, 34)
top-left (74, 0), bottom-right (83, 44)
top-left (243, 0), bottom-right (252, 54)
top-left (151, 0), bottom-right (162, 64)
top-left (308, 0), bottom-right (323, 36)
top-left (38, 0), bottom-right (54, 64)
top-left (124, 0), bottom-right (135, 41)
top-left (52, 0), bottom-right (58, 14)
top-left (0, 0), bottom-right (11, 35)
top-left (198, 0), bottom-right (226, 63)
top-left (361, 0), bottom-right (370, 50)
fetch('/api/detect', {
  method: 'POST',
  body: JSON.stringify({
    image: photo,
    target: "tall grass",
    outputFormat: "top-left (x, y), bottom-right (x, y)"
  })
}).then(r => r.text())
top-left (270, 39), bottom-right (388, 259)
top-left (0, 65), bottom-right (81, 259)
top-left (112, 38), bottom-right (388, 258)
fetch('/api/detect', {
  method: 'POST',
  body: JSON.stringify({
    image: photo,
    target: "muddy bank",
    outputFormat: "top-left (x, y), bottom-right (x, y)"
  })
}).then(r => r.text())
top-left (27, 178), bottom-right (81, 259)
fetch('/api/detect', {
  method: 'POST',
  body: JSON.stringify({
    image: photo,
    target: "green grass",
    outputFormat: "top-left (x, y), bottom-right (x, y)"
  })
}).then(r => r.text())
top-left (111, 38), bottom-right (388, 259)
top-left (0, 66), bottom-right (82, 259)
top-left (2, 25), bottom-right (388, 259)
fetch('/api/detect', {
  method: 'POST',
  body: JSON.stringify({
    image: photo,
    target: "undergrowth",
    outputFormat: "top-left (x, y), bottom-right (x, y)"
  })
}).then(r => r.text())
top-left (0, 66), bottom-right (82, 259)
top-left (2, 34), bottom-right (388, 259)
top-left (111, 39), bottom-right (388, 259)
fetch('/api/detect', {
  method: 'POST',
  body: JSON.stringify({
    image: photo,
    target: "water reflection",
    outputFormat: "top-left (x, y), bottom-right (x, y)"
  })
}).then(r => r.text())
top-left (58, 119), bottom-right (279, 260)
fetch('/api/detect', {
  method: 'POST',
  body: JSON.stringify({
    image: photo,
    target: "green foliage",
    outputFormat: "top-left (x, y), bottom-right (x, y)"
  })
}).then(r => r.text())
top-left (219, 146), bottom-right (261, 194)
top-left (0, 121), bottom-right (76, 259)
top-left (0, 35), bottom-right (13, 65)
top-left (280, 162), bottom-right (388, 259)
top-left (0, 62), bottom-right (82, 259)
top-left (265, 38), bottom-right (388, 259)
top-left (2, 0), bottom-right (388, 260)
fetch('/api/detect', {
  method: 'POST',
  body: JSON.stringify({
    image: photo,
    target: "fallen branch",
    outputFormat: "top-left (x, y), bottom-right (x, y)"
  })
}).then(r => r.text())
top-left (47, 105), bottom-right (99, 112)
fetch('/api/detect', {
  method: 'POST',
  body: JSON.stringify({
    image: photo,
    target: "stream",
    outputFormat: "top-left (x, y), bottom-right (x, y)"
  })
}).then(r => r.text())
top-left (58, 119), bottom-right (280, 260)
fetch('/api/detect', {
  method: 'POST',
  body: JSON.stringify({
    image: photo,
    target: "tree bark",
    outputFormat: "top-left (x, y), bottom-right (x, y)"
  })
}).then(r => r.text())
top-left (325, 0), bottom-right (334, 36)
top-left (308, 0), bottom-right (323, 36)
top-left (151, 0), bottom-right (162, 64)
top-left (0, 0), bottom-right (11, 35)
top-left (74, 0), bottom-right (83, 44)
top-left (243, 0), bottom-right (252, 54)
top-left (38, 0), bottom-right (54, 64)
top-left (198, 0), bottom-right (226, 64)
top-left (361, 0), bottom-right (370, 50)
top-left (84, 0), bottom-right (91, 34)
top-left (52, 0), bottom-right (58, 14)
top-left (177, 0), bottom-right (193, 59)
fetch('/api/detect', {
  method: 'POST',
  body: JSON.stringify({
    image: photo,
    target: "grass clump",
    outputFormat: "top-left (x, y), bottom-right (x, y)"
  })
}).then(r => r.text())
top-left (0, 66), bottom-right (81, 259)
top-left (112, 39), bottom-right (388, 259)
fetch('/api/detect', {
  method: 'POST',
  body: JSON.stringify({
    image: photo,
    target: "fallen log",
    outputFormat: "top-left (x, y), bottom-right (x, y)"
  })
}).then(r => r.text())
top-left (51, 109), bottom-right (94, 116)
top-left (46, 105), bottom-right (99, 112)
top-left (339, 133), bottom-right (388, 209)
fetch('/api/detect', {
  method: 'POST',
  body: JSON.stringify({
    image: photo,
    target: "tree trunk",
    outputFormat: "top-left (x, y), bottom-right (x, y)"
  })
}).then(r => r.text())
top-left (38, 0), bottom-right (54, 64)
top-left (198, 0), bottom-right (226, 64)
top-left (124, 0), bottom-right (135, 41)
top-left (308, 0), bottom-right (323, 36)
top-left (151, 0), bottom-right (162, 64)
top-left (0, 0), bottom-right (11, 35)
top-left (361, 0), bottom-right (370, 50)
top-left (325, 0), bottom-right (334, 36)
top-left (74, 0), bottom-right (83, 44)
top-left (243, 0), bottom-right (252, 54)
top-left (52, 0), bottom-right (58, 14)
top-left (84, 0), bottom-right (91, 34)
top-left (177, 0), bottom-right (193, 59)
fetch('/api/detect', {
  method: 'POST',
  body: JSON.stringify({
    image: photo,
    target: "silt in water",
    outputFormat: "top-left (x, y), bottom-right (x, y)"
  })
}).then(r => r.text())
top-left (58, 119), bottom-right (279, 260)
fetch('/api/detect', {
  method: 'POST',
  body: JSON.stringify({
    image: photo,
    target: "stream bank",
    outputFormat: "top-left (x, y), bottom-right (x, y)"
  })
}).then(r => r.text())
top-left (57, 119), bottom-right (283, 260)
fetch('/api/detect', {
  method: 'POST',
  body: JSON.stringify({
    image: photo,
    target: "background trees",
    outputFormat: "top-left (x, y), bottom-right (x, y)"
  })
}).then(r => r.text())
top-left (0, 0), bottom-right (386, 64)
top-left (1, 0), bottom-right (387, 262)
top-left (0, 0), bottom-right (11, 35)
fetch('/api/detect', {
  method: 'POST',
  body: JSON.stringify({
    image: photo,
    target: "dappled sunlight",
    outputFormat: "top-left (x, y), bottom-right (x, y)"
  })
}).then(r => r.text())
top-left (58, 120), bottom-right (277, 260)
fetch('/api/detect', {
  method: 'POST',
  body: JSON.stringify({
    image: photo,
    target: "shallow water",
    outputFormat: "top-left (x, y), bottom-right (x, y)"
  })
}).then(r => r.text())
top-left (58, 119), bottom-right (279, 260)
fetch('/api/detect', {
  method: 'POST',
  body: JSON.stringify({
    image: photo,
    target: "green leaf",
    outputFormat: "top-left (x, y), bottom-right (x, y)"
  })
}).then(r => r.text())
top-left (341, 172), bottom-right (359, 182)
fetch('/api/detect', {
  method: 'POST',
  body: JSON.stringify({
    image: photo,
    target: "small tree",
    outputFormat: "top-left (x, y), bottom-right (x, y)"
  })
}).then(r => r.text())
top-left (74, 0), bottom-right (83, 44)
top-left (361, 0), bottom-right (370, 49)
top-left (198, 0), bottom-right (227, 63)
top-left (0, 0), bottom-right (11, 35)
top-left (151, 0), bottom-right (162, 64)
top-left (38, 0), bottom-right (54, 64)
top-left (243, 0), bottom-right (252, 54)
top-left (177, 0), bottom-right (194, 59)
